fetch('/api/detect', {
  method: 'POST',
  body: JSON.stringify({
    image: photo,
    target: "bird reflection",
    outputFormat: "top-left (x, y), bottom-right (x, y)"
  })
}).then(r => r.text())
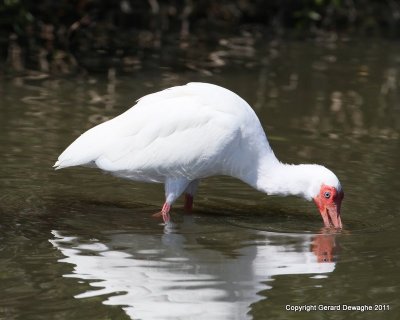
top-left (311, 230), bottom-right (338, 263)
top-left (50, 217), bottom-right (339, 320)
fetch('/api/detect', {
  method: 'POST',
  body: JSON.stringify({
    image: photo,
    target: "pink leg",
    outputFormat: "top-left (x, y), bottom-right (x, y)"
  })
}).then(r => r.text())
top-left (184, 194), bottom-right (193, 212)
top-left (152, 202), bottom-right (171, 223)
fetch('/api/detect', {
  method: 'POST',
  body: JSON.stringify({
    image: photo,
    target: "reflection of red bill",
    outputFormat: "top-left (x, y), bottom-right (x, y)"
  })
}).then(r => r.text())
top-left (311, 234), bottom-right (337, 263)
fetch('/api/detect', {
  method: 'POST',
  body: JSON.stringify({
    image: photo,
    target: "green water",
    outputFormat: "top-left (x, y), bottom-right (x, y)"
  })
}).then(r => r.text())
top-left (0, 41), bottom-right (399, 319)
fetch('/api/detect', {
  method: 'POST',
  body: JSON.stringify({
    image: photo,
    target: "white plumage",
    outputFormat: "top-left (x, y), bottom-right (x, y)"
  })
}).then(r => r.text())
top-left (55, 82), bottom-right (343, 227)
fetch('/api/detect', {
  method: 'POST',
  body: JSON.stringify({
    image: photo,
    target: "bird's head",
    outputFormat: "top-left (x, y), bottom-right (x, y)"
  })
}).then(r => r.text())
top-left (307, 166), bottom-right (344, 229)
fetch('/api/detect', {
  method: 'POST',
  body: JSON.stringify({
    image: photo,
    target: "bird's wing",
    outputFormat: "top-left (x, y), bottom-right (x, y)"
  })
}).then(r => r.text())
top-left (55, 83), bottom-right (242, 181)
top-left (95, 95), bottom-right (241, 180)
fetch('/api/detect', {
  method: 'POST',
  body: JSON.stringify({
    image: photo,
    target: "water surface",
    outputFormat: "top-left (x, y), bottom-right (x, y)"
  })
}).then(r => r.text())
top-left (0, 40), bottom-right (399, 319)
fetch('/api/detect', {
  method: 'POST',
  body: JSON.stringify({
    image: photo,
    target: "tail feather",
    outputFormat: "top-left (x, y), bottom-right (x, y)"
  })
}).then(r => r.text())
top-left (54, 121), bottom-right (113, 170)
top-left (53, 159), bottom-right (75, 170)
top-left (53, 160), bottom-right (61, 170)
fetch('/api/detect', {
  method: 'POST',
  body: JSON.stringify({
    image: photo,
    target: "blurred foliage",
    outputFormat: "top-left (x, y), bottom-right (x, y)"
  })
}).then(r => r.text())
top-left (1, 0), bottom-right (400, 74)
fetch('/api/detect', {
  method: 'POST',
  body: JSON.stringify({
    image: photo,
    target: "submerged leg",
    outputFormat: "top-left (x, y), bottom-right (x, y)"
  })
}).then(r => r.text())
top-left (152, 202), bottom-right (171, 223)
top-left (183, 179), bottom-right (199, 212)
top-left (152, 177), bottom-right (191, 223)
top-left (184, 194), bottom-right (193, 212)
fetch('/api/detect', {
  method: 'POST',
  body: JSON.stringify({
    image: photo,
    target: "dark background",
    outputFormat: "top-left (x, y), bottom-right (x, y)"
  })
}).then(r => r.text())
top-left (1, 0), bottom-right (400, 75)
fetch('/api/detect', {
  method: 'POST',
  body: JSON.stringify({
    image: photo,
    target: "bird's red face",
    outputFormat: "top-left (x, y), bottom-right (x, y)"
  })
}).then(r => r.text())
top-left (313, 184), bottom-right (344, 229)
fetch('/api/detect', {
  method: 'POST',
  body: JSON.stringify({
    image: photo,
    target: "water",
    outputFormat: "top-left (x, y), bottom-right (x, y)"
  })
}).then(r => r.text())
top-left (1, 40), bottom-right (399, 320)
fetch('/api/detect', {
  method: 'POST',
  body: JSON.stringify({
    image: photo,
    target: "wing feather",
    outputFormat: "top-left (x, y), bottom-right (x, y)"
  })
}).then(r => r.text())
top-left (55, 83), bottom-right (242, 183)
top-left (95, 96), bottom-right (240, 181)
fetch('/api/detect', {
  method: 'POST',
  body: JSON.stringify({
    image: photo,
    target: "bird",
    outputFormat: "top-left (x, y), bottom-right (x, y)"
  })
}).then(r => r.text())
top-left (54, 82), bottom-right (343, 228)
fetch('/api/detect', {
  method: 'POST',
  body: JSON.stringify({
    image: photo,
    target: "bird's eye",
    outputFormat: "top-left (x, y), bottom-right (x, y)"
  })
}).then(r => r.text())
top-left (324, 191), bottom-right (331, 199)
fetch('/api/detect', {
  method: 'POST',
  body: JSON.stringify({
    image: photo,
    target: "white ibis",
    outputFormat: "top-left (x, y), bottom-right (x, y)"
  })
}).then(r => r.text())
top-left (54, 82), bottom-right (343, 228)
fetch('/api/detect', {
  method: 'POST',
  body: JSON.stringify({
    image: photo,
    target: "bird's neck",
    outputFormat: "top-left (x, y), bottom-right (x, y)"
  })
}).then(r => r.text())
top-left (242, 157), bottom-right (316, 201)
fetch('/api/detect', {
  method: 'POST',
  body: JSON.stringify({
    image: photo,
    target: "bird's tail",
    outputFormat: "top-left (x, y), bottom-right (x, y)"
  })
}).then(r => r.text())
top-left (53, 124), bottom-right (110, 170)
top-left (53, 160), bottom-right (62, 170)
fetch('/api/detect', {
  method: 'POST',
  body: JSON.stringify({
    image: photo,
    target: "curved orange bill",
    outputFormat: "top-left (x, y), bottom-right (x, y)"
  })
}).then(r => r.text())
top-left (320, 204), bottom-right (342, 229)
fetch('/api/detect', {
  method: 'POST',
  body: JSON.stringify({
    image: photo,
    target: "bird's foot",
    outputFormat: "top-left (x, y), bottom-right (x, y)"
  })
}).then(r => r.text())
top-left (184, 194), bottom-right (193, 212)
top-left (152, 202), bottom-right (171, 223)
